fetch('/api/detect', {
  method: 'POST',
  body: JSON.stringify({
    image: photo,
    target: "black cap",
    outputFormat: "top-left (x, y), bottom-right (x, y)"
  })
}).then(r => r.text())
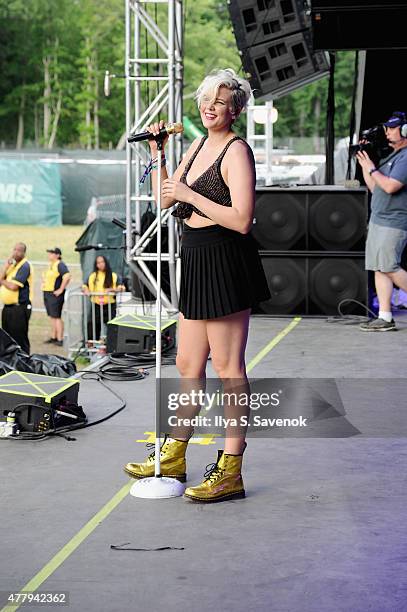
top-left (46, 247), bottom-right (62, 256)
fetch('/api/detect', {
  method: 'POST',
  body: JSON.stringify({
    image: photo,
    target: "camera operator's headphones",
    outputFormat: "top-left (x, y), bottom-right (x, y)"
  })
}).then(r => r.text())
top-left (384, 111), bottom-right (407, 138)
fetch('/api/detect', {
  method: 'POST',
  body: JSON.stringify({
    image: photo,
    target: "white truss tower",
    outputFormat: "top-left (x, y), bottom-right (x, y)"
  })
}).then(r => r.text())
top-left (125, 0), bottom-right (183, 311)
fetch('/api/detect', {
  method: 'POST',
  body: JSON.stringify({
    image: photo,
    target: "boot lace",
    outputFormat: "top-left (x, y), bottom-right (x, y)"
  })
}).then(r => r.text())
top-left (145, 441), bottom-right (168, 460)
top-left (203, 462), bottom-right (225, 483)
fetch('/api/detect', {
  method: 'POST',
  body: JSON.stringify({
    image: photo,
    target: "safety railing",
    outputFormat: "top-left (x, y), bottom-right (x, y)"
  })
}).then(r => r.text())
top-left (64, 286), bottom-right (120, 360)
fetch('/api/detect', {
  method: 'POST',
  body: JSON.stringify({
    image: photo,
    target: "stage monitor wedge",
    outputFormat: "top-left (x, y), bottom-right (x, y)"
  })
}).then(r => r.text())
top-left (311, 1), bottom-right (407, 50)
top-left (228, 0), bottom-right (330, 98)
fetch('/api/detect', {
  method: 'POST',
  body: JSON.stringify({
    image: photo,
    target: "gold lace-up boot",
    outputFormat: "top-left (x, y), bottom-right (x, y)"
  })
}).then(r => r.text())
top-left (184, 443), bottom-right (247, 503)
top-left (124, 434), bottom-right (188, 482)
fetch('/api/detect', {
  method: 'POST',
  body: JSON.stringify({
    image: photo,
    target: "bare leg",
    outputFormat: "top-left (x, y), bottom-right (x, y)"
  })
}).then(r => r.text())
top-left (388, 269), bottom-right (407, 293)
top-left (55, 318), bottom-right (64, 342)
top-left (171, 312), bottom-right (210, 441)
top-left (375, 271), bottom-right (393, 312)
top-left (207, 308), bottom-right (251, 455)
top-left (50, 318), bottom-right (57, 340)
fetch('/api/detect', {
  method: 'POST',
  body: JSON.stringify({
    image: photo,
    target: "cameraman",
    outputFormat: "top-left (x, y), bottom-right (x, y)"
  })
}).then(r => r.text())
top-left (357, 111), bottom-right (407, 331)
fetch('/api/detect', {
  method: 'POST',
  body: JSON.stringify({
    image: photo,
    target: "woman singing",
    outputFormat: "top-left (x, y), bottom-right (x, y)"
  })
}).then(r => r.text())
top-left (124, 68), bottom-right (271, 502)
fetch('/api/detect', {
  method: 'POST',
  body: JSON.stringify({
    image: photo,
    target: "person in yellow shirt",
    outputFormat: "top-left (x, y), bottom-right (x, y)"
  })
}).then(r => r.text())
top-left (0, 242), bottom-right (33, 354)
top-left (42, 247), bottom-right (71, 347)
top-left (82, 255), bottom-right (125, 340)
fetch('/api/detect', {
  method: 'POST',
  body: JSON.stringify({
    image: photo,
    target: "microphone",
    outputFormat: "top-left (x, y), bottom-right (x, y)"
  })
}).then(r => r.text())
top-left (127, 122), bottom-right (183, 143)
top-left (75, 244), bottom-right (105, 252)
top-left (104, 71), bottom-right (110, 97)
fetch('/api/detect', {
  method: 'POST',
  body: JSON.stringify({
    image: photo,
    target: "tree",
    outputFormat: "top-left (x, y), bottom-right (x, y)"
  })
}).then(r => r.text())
top-left (0, 2), bottom-right (356, 150)
top-left (273, 52), bottom-right (356, 146)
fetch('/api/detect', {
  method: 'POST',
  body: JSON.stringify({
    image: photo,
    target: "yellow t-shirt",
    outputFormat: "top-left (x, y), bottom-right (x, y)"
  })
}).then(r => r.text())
top-left (42, 260), bottom-right (70, 292)
top-left (83, 271), bottom-right (118, 305)
top-left (0, 258), bottom-right (33, 306)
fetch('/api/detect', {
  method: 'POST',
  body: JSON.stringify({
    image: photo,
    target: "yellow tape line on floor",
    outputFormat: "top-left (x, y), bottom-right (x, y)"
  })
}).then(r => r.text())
top-left (1, 317), bottom-right (301, 612)
top-left (247, 316), bottom-right (302, 372)
top-left (0, 482), bottom-right (132, 612)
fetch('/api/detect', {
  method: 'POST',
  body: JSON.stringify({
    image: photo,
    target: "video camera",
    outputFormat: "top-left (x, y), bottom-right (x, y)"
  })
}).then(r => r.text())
top-left (349, 125), bottom-right (392, 159)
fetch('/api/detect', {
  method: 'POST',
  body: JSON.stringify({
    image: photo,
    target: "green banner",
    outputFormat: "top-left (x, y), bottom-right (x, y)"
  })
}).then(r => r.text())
top-left (0, 160), bottom-right (62, 226)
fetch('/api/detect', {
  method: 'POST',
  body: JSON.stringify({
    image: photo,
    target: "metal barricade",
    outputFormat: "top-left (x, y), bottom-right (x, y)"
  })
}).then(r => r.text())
top-left (64, 286), bottom-right (116, 359)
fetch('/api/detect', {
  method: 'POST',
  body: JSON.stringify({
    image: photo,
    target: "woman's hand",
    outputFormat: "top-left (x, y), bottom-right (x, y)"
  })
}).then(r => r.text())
top-left (356, 150), bottom-right (376, 173)
top-left (162, 179), bottom-right (194, 203)
top-left (145, 119), bottom-right (169, 156)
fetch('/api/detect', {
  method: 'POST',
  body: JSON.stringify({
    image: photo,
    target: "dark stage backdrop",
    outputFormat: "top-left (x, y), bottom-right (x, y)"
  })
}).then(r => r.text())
top-left (360, 50), bottom-right (407, 131)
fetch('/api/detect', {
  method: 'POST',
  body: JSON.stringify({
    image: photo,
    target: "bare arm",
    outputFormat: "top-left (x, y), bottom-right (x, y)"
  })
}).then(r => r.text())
top-left (357, 150), bottom-right (404, 194)
top-left (358, 162), bottom-right (376, 193)
top-left (162, 140), bottom-right (255, 234)
top-left (370, 172), bottom-right (404, 194)
top-left (145, 120), bottom-right (202, 209)
top-left (54, 274), bottom-right (71, 296)
top-left (0, 279), bottom-right (19, 291)
top-left (0, 258), bottom-right (13, 283)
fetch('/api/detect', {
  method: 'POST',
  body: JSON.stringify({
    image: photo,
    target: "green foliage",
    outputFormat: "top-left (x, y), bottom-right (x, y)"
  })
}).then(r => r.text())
top-left (273, 52), bottom-right (356, 140)
top-left (0, 1), bottom-right (356, 148)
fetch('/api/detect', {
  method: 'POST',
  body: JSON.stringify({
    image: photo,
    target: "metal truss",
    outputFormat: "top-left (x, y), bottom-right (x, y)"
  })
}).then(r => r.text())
top-left (125, 0), bottom-right (183, 311)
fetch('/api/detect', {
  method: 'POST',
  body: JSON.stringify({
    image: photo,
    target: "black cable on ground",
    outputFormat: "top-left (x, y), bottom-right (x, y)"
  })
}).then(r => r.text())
top-left (1, 373), bottom-right (128, 441)
top-left (1, 347), bottom-right (177, 441)
top-left (326, 298), bottom-right (377, 325)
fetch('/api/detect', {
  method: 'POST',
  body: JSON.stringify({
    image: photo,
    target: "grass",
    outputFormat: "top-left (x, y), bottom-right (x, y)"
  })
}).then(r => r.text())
top-left (0, 225), bottom-right (84, 263)
top-left (17, 312), bottom-right (90, 370)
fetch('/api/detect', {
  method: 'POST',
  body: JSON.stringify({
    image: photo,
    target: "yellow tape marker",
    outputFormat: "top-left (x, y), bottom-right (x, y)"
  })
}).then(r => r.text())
top-left (0, 482), bottom-right (132, 612)
top-left (137, 432), bottom-right (221, 445)
top-left (246, 317), bottom-right (302, 373)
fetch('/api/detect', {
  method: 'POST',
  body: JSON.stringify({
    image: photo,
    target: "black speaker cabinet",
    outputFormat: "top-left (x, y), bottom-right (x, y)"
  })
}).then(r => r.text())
top-left (252, 186), bottom-right (368, 252)
top-left (107, 313), bottom-right (177, 354)
top-left (228, 0), bottom-right (329, 98)
top-left (255, 251), bottom-right (367, 316)
top-left (0, 371), bottom-right (82, 433)
top-left (311, 1), bottom-right (407, 50)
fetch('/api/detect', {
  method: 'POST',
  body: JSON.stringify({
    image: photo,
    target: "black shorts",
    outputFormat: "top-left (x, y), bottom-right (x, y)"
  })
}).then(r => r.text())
top-left (43, 291), bottom-right (65, 318)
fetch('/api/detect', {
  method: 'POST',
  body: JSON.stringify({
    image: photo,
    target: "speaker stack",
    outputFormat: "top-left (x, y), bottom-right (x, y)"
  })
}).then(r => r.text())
top-left (251, 186), bottom-right (369, 315)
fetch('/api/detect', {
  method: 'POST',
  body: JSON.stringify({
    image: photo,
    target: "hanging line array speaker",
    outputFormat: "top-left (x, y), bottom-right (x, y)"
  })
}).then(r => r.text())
top-left (228, 0), bottom-right (330, 98)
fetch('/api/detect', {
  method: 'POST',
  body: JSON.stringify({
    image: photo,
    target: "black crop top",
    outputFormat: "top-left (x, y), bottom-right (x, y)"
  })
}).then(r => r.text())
top-left (171, 135), bottom-right (252, 220)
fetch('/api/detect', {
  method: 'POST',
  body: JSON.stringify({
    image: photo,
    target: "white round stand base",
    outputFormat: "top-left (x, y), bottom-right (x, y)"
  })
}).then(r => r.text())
top-left (130, 476), bottom-right (185, 499)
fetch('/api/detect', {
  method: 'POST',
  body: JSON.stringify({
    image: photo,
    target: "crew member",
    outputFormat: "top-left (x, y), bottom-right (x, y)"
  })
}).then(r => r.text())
top-left (357, 111), bottom-right (407, 331)
top-left (82, 255), bottom-right (125, 340)
top-left (42, 247), bottom-right (71, 347)
top-left (0, 242), bottom-right (33, 354)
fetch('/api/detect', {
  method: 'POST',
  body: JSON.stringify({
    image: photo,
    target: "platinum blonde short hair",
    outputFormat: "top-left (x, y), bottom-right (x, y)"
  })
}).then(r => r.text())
top-left (195, 68), bottom-right (252, 116)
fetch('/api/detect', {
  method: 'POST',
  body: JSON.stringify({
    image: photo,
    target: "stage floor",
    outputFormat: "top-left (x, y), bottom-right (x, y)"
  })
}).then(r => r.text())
top-left (1, 313), bottom-right (407, 612)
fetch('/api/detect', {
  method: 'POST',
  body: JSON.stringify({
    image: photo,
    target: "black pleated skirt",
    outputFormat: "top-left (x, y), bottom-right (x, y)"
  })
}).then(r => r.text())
top-left (179, 223), bottom-right (271, 320)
